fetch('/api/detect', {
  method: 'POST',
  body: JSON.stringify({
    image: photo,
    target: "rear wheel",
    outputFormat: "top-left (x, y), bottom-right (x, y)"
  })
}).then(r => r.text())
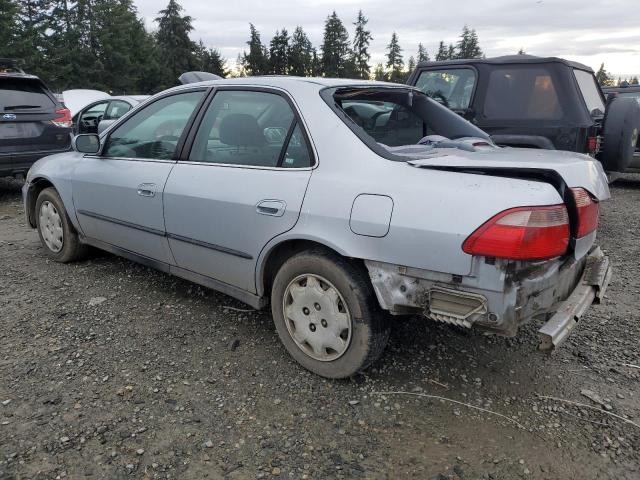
top-left (35, 187), bottom-right (87, 262)
top-left (271, 249), bottom-right (390, 378)
top-left (598, 96), bottom-right (640, 172)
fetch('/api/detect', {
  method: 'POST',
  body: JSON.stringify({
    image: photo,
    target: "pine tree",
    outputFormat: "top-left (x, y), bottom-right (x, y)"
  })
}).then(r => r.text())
top-left (435, 41), bottom-right (448, 61)
top-left (320, 11), bottom-right (351, 77)
top-left (155, 0), bottom-right (197, 88)
top-left (518, 48), bottom-right (526, 55)
top-left (386, 32), bottom-right (404, 83)
top-left (417, 43), bottom-right (429, 63)
top-left (13, 0), bottom-right (51, 78)
top-left (447, 44), bottom-right (455, 60)
top-left (455, 25), bottom-right (482, 59)
top-left (288, 26), bottom-right (314, 76)
top-left (242, 23), bottom-right (269, 75)
top-left (195, 40), bottom-right (228, 78)
top-left (631, 76), bottom-right (639, 85)
top-left (595, 63), bottom-right (614, 87)
top-left (0, 0), bottom-right (19, 58)
top-left (351, 10), bottom-right (373, 79)
top-left (374, 63), bottom-right (386, 81)
top-left (407, 56), bottom-right (416, 73)
top-left (269, 28), bottom-right (290, 74)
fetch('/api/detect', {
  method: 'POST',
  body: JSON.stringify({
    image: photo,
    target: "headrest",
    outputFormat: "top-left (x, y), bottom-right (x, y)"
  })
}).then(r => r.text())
top-left (219, 113), bottom-right (265, 147)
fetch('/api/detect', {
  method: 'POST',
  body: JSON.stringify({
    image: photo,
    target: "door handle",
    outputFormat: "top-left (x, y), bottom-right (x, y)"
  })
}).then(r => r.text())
top-left (256, 200), bottom-right (286, 217)
top-left (137, 183), bottom-right (156, 197)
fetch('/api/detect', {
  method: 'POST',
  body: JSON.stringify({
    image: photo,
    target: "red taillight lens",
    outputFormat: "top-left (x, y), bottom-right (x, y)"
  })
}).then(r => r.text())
top-left (51, 108), bottom-right (72, 128)
top-left (587, 136), bottom-right (598, 154)
top-left (571, 188), bottom-right (599, 238)
top-left (462, 205), bottom-right (570, 260)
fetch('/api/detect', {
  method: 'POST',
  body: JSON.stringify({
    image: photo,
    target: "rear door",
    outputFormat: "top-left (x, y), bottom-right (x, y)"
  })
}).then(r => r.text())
top-left (0, 76), bottom-right (70, 169)
top-left (163, 87), bottom-right (314, 292)
top-left (72, 89), bottom-right (206, 263)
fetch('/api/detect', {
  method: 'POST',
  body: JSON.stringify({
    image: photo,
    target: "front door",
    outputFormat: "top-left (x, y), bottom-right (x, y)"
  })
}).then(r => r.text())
top-left (163, 88), bottom-right (314, 292)
top-left (72, 89), bottom-right (206, 263)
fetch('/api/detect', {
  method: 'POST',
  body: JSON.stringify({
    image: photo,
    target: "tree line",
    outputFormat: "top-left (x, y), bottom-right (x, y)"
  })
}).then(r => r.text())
top-left (595, 63), bottom-right (639, 87)
top-left (0, 0), bottom-right (483, 94)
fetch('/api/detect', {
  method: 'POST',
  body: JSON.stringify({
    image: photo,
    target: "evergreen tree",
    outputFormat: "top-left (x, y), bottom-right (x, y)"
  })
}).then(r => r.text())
top-left (385, 32), bottom-right (404, 83)
top-left (595, 63), bottom-right (614, 87)
top-left (320, 11), bottom-right (351, 77)
top-left (373, 63), bottom-right (386, 81)
top-left (13, 0), bottom-right (51, 78)
top-left (195, 40), bottom-right (228, 78)
top-left (455, 25), bottom-right (482, 59)
top-left (351, 10), bottom-right (373, 79)
top-left (435, 41), bottom-right (448, 61)
top-left (155, 0), bottom-right (197, 88)
top-left (269, 28), bottom-right (290, 74)
top-left (288, 26), bottom-right (314, 76)
top-left (447, 44), bottom-right (455, 60)
top-left (518, 48), bottom-right (526, 55)
top-left (0, 0), bottom-right (19, 58)
top-left (417, 43), bottom-right (429, 63)
top-left (407, 55), bottom-right (416, 73)
top-left (631, 76), bottom-right (639, 85)
top-left (242, 23), bottom-right (269, 75)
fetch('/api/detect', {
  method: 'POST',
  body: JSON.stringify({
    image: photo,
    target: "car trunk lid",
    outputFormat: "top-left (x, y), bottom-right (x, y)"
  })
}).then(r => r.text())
top-left (403, 145), bottom-right (610, 201)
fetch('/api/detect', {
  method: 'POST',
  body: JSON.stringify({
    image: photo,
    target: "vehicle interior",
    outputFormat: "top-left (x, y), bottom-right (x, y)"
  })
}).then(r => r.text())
top-left (334, 87), bottom-right (488, 148)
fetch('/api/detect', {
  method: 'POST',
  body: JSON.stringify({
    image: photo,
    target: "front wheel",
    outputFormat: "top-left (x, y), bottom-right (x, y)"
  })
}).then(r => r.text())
top-left (271, 250), bottom-right (390, 378)
top-left (35, 187), bottom-right (87, 263)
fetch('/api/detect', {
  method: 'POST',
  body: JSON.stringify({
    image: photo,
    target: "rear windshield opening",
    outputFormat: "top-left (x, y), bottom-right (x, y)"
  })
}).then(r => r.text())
top-left (328, 87), bottom-right (488, 150)
top-left (0, 78), bottom-right (54, 112)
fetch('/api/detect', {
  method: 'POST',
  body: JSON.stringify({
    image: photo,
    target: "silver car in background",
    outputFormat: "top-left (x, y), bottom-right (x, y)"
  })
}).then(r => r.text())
top-left (23, 77), bottom-right (611, 378)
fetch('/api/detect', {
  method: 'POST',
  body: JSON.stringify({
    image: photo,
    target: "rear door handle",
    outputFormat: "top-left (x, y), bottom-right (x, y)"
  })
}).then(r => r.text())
top-left (137, 183), bottom-right (156, 197)
top-left (256, 199), bottom-right (286, 217)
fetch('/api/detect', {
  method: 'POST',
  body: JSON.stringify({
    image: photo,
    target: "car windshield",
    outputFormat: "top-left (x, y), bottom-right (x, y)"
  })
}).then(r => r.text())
top-left (329, 87), bottom-right (488, 149)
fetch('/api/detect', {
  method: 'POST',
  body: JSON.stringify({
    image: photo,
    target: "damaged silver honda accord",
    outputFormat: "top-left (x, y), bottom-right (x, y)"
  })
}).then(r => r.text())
top-left (23, 77), bottom-right (611, 378)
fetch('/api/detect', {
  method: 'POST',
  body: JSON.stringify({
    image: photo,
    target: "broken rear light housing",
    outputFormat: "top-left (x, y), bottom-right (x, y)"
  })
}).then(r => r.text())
top-left (462, 205), bottom-right (570, 260)
top-left (571, 187), bottom-right (599, 238)
top-left (51, 107), bottom-right (72, 128)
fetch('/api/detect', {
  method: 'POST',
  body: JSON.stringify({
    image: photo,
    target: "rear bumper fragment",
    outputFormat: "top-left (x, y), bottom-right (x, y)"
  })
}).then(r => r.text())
top-left (537, 246), bottom-right (611, 350)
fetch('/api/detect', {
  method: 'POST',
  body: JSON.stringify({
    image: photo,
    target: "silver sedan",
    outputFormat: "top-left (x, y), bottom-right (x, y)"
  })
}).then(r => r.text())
top-left (23, 77), bottom-right (611, 378)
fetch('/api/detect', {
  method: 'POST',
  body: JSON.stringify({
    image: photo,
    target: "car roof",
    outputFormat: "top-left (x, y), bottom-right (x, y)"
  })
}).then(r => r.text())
top-left (109, 95), bottom-right (149, 103)
top-left (0, 72), bottom-right (43, 81)
top-left (602, 85), bottom-right (640, 93)
top-left (416, 54), bottom-right (595, 73)
top-left (171, 76), bottom-right (410, 91)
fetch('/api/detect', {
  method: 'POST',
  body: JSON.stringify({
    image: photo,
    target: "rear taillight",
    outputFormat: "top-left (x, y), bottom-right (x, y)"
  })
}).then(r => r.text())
top-left (462, 205), bottom-right (570, 260)
top-left (51, 108), bottom-right (72, 128)
top-left (571, 187), bottom-right (599, 238)
top-left (587, 136), bottom-right (598, 154)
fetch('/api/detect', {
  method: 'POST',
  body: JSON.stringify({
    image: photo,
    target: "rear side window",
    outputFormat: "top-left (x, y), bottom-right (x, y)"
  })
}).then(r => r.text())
top-left (0, 78), bottom-right (55, 111)
top-left (105, 100), bottom-right (132, 120)
top-left (483, 67), bottom-right (563, 120)
top-left (414, 69), bottom-right (476, 109)
top-left (189, 90), bottom-right (313, 168)
top-left (573, 70), bottom-right (605, 115)
top-left (104, 91), bottom-right (204, 160)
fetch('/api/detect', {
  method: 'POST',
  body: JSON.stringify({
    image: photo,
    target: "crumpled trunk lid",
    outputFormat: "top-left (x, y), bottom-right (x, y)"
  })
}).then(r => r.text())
top-left (405, 146), bottom-right (610, 201)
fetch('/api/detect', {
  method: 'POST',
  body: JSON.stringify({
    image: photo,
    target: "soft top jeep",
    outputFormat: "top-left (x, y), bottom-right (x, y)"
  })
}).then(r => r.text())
top-left (407, 55), bottom-right (640, 173)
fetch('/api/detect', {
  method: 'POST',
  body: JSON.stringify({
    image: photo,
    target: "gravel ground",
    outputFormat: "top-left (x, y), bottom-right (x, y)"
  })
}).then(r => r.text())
top-left (1, 175), bottom-right (639, 480)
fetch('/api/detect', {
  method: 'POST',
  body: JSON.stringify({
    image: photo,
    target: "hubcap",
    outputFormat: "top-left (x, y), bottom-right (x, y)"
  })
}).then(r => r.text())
top-left (39, 201), bottom-right (63, 253)
top-left (282, 274), bottom-right (352, 362)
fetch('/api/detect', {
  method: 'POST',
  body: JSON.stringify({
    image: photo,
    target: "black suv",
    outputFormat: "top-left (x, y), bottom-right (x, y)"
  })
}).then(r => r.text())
top-left (406, 55), bottom-right (640, 173)
top-left (1, 58), bottom-right (72, 178)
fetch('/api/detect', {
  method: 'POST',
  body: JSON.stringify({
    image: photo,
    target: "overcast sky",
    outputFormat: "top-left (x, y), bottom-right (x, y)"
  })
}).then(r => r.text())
top-left (134, 0), bottom-right (640, 78)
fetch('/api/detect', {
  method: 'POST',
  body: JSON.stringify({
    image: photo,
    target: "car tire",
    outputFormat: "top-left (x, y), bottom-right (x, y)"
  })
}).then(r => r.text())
top-left (599, 96), bottom-right (640, 172)
top-left (35, 187), bottom-right (88, 263)
top-left (271, 249), bottom-right (390, 379)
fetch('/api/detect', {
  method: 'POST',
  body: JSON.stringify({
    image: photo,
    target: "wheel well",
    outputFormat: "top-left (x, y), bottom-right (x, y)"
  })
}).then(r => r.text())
top-left (260, 239), bottom-right (367, 298)
top-left (26, 178), bottom-right (54, 227)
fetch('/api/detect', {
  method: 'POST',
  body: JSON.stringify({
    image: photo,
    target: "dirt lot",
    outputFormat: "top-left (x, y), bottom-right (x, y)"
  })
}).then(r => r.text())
top-left (1, 175), bottom-right (639, 480)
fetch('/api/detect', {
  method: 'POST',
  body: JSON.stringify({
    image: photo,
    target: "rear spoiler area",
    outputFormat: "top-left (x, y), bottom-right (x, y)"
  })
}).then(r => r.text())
top-left (178, 71), bottom-right (222, 85)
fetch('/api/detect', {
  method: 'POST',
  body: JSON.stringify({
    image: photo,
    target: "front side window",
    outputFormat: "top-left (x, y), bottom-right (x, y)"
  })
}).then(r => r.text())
top-left (330, 87), bottom-right (488, 148)
top-left (103, 91), bottom-right (204, 160)
top-left (189, 90), bottom-right (313, 168)
top-left (573, 69), bottom-right (606, 115)
top-left (483, 67), bottom-right (563, 120)
top-left (104, 100), bottom-right (132, 120)
top-left (78, 101), bottom-right (108, 134)
top-left (414, 69), bottom-right (476, 110)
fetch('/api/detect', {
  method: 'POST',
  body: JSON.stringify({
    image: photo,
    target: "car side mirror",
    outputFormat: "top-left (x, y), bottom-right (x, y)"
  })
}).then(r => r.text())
top-left (72, 134), bottom-right (101, 154)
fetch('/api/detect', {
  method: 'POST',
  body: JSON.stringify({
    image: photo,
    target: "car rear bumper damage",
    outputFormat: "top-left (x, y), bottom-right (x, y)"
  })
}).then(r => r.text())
top-left (365, 246), bottom-right (611, 349)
